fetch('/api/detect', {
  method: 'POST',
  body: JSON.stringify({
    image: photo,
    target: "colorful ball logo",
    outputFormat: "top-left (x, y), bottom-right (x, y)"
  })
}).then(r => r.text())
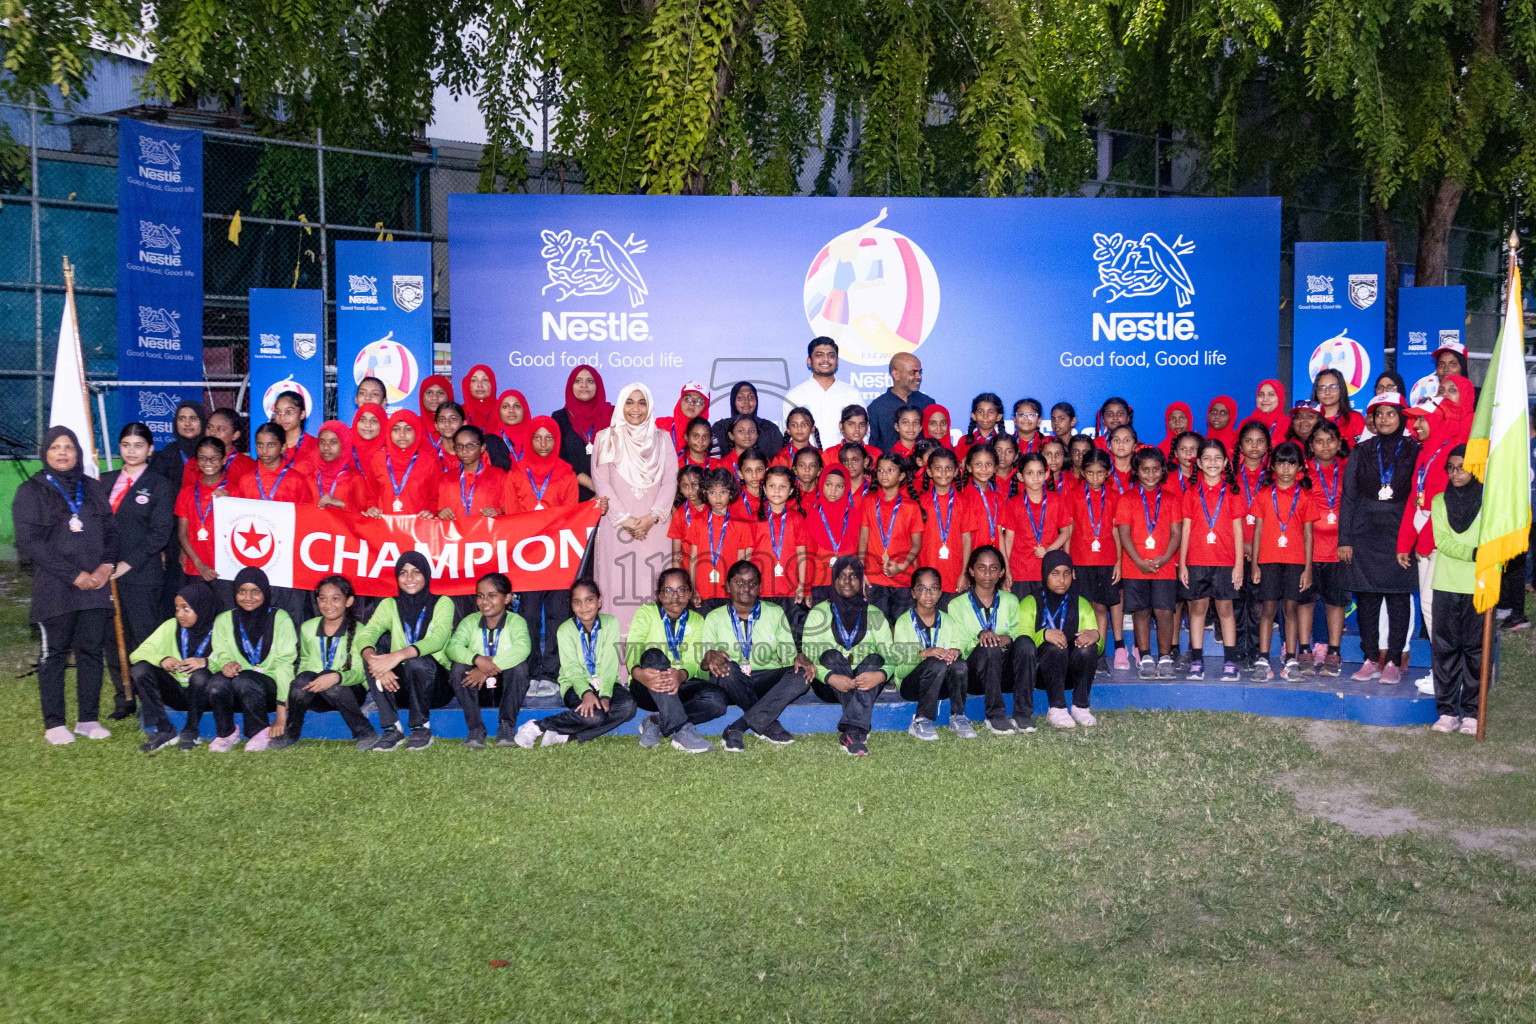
top-left (1409, 372), bottom-right (1440, 407)
top-left (353, 332), bottom-right (420, 408)
top-left (261, 376), bottom-right (314, 420)
top-left (803, 207), bottom-right (940, 367)
top-left (1308, 330), bottom-right (1371, 395)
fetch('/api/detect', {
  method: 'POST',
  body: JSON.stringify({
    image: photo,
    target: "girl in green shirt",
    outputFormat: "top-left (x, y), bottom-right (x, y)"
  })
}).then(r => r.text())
top-left (130, 580), bottom-right (216, 753)
top-left (1427, 447), bottom-right (1489, 734)
top-left (951, 545), bottom-right (1029, 735)
top-left (206, 567), bottom-right (299, 752)
top-left (627, 568), bottom-right (725, 753)
top-left (445, 572), bottom-right (533, 748)
top-left (890, 566), bottom-right (974, 741)
top-left (512, 578), bottom-right (635, 746)
top-left (803, 555), bottom-right (892, 756)
top-left (272, 575), bottom-right (377, 750)
top-left (358, 552), bottom-right (457, 751)
top-left (1015, 550), bottom-right (1102, 730)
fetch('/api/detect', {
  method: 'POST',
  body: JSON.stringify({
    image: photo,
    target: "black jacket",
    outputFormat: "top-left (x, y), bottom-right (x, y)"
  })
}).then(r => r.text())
top-left (550, 408), bottom-right (596, 503)
top-left (100, 467), bottom-right (176, 588)
top-left (12, 470), bottom-right (120, 623)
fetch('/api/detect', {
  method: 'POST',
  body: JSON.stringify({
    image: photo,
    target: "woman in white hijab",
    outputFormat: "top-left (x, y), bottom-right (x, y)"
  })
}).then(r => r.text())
top-left (591, 382), bottom-right (679, 633)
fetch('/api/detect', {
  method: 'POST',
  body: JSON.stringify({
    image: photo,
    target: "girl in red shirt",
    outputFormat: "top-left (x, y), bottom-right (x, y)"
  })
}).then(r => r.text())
top-left (350, 402), bottom-right (387, 476)
top-left (418, 375), bottom-right (454, 424)
top-left (960, 444), bottom-right (1003, 551)
top-left (888, 404), bottom-right (924, 458)
top-left (184, 407), bottom-right (256, 488)
top-left (424, 401), bottom-right (465, 474)
top-left (955, 392), bottom-right (1006, 460)
top-left (791, 446), bottom-right (823, 500)
top-left (1065, 434), bottom-right (1095, 492)
top-left (1177, 438), bottom-right (1246, 682)
top-left (1307, 419), bottom-right (1350, 676)
top-left (823, 405), bottom-right (881, 467)
top-left (238, 422), bottom-right (318, 506)
top-left (1311, 368), bottom-right (1367, 443)
top-left (684, 468), bottom-right (756, 610)
top-left (1001, 453), bottom-right (1070, 599)
top-left (1155, 402), bottom-right (1194, 458)
top-left (504, 417), bottom-right (578, 512)
top-left (1106, 424), bottom-right (1138, 497)
top-left (922, 404), bottom-right (954, 452)
top-left (804, 466), bottom-right (858, 598)
top-left (1093, 397), bottom-right (1133, 450)
top-left (1069, 449), bottom-right (1123, 670)
top-left (484, 389), bottom-right (534, 469)
top-left (837, 440), bottom-right (873, 507)
top-left (1250, 441), bottom-right (1317, 682)
top-left (1042, 436), bottom-right (1073, 495)
top-left (773, 407), bottom-right (822, 467)
top-left (435, 425), bottom-right (506, 520)
top-left (718, 414), bottom-right (762, 477)
top-left (992, 434), bottom-right (1020, 497)
top-left (858, 452), bottom-right (925, 620)
top-left (314, 420), bottom-right (369, 512)
top-left (460, 363), bottom-right (499, 431)
top-left (1206, 395), bottom-right (1238, 454)
top-left (1232, 420), bottom-right (1272, 665)
top-left (732, 447), bottom-right (769, 519)
top-left (174, 437), bottom-right (230, 587)
top-left (1166, 431), bottom-right (1201, 496)
top-left (271, 390), bottom-right (319, 475)
top-left (1011, 397), bottom-right (1045, 455)
top-left (757, 466), bottom-right (810, 613)
top-left (677, 417), bottom-right (717, 471)
top-left (1115, 448), bottom-right (1183, 679)
top-left (365, 410), bottom-right (437, 517)
top-left (915, 448), bottom-right (971, 597)
top-left (668, 464), bottom-right (707, 568)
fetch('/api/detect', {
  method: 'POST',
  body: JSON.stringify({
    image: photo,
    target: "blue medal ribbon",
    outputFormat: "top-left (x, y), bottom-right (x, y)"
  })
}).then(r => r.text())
top-left (1138, 486), bottom-right (1162, 540)
top-left (1023, 494), bottom-right (1049, 545)
top-left (830, 604), bottom-right (863, 649)
top-left (1241, 466), bottom-right (1260, 506)
top-left (317, 465), bottom-right (349, 499)
top-left (526, 468), bottom-right (552, 503)
top-left (1198, 483), bottom-right (1225, 535)
top-left (1414, 442), bottom-right (1450, 501)
top-left (253, 461), bottom-right (292, 502)
top-left (237, 615), bottom-right (270, 666)
top-left (193, 477), bottom-right (225, 532)
top-left (387, 451), bottom-right (420, 506)
top-left (663, 610), bottom-right (689, 662)
top-left (767, 510), bottom-right (788, 564)
top-left (1271, 485), bottom-right (1301, 540)
top-left (728, 602), bottom-right (760, 665)
top-left (1084, 486), bottom-right (1105, 542)
top-left (481, 618), bottom-right (500, 658)
top-left (1313, 459), bottom-right (1340, 513)
top-left (973, 483), bottom-right (998, 539)
top-left (707, 510), bottom-right (731, 569)
top-left (178, 626), bottom-right (211, 660)
top-left (932, 488), bottom-right (955, 546)
top-left (402, 604), bottom-right (428, 646)
top-left (741, 491), bottom-right (755, 517)
top-left (579, 618), bottom-right (601, 681)
top-left (909, 608), bottom-right (939, 649)
top-left (44, 474), bottom-right (84, 520)
top-left (968, 592), bottom-right (998, 633)
top-left (1041, 595), bottom-right (1068, 632)
top-left (875, 494), bottom-right (903, 550)
top-left (459, 466), bottom-right (480, 515)
top-left (320, 630), bottom-right (341, 671)
top-left (818, 502), bottom-right (852, 552)
top-left (1377, 437), bottom-right (1405, 492)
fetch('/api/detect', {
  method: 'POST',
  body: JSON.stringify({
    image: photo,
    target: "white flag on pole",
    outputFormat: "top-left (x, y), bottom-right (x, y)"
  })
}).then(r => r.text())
top-left (50, 269), bottom-right (99, 479)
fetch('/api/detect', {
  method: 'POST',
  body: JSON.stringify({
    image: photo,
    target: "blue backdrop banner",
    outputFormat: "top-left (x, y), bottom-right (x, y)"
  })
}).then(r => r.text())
top-left (248, 289), bottom-right (325, 454)
top-left (447, 196), bottom-right (1281, 430)
top-left (336, 241), bottom-right (433, 424)
top-left (1291, 242), bottom-right (1386, 406)
top-left (116, 118), bottom-right (203, 446)
top-left (1396, 286), bottom-right (1466, 404)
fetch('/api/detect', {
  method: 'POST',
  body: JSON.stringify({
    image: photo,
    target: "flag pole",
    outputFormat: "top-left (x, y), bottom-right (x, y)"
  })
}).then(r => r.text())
top-left (65, 256), bottom-right (134, 702)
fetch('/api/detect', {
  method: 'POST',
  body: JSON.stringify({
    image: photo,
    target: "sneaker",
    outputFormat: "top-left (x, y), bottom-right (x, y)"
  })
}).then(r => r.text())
top-left (1250, 657), bottom-right (1273, 682)
top-left (1320, 654), bottom-right (1343, 678)
top-left (539, 728), bottom-right (568, 746)
top-left (360, 697), bottom-right (378, 715)
top-left (985, 716), bottom-right (1016, 736)
top-left (243, 727), bottom-right (271, 752)
top-left (1500, 615), bottom-right (1529, 631)
top-left (1156, 655), bottom-right (1175, 679)
top-left (1350, 660), bottom-right (1381, 682)
top-left (1046, 707), bottom-right (1076, 730)
top-left (354, 732), bottom-right (382, 752)
top-left (1220, 661), bottom-right (1240, 682)
top-left (908, 717), bottom-right (939, 741)
top-left (372, 726), bottom-right (405, 751)
top-left (1379, 662), bottom-right (1402, 685)
top-left (1283, 658), bottom-right (1302, 682)
top-left (1096, 655), bottom-right (1111, 677)
top-left (1415, 675), bottom-right (1435, 695)
top-left (177, 731), bottom-right (201, 750)
top-left (108, 702), bottom-right (137, 721)
top-left (465, 729), bottom-right (487, 750)
top-left (528, 679), bottom-right (561, 698)
top-left (1013, 715), bottom-right (1037, 734)
top-left (267, 734), bottom-right (299, 751)
top-left (1297, 649), bottom-right (1315, 676)
top-left (670, 723), bottom-right (713, 753)
top-left (1311, 642), bottom-right (1328, 663)
top-left (722, 725), bottom-right (746, 752)
top-left (139, 730), bottom-right (178, 753)
top-left (1137, 655), bottom-right (1157, 679)
top-left (405, 727), bottom-right (433, 751)
top-left (1459, 715), bottom-right (1479, 735)
top-left (44, 725), bottom-right (75, 745)
top-left (208, 731), bottom-right (241, 753)
top-left (1070, 705), bottom-right (1097, 726)
top-left (638, 714), bottom-right (662, 749)
top-left (840, 732), bottom-right (868, 756)
top-left (950, 715), bottom-right (978, 739)
top-left (1186, 656), bottom-right (1205, 680)
top-left (759, 721), bottom-right (796, 746)
top-left (1172, 651), bottom-right (1191, 677)
top-left (1430, 714), bottom-right (1459, 733)
top-left (73, 721), bottom-right (111, 740)
top-left (512, 721), bottom-right (542, 749)
top-left (1113, 648), bottom-right (1130, 671)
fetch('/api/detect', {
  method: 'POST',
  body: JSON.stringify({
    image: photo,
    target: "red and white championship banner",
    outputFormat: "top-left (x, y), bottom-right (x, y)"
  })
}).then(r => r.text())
top-left (213, 497), bottom-right (601, 596)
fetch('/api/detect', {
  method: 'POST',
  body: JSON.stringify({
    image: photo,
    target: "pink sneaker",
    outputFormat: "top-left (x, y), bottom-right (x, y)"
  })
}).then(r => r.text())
top-left (73, 721), bottom-right (111, 740)
top-left (1349, 660), bottom-right (1381, 682)
top-left (1113, 648), bottom-right (1130, 671)
top-left (243, 727), bottom-right (272, 752)
top-left (1458, 716), bottom-right (1478, 735)
top-left (208, 731), bottom-right (241, 753)
top-left (1379, 662), bottom-right (1402, 685)
top-left (44, 725), bottom-right (75, 745)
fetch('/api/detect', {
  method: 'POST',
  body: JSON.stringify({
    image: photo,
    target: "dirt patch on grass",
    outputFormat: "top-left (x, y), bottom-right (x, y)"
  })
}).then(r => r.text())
top-left (1302, 719), bottom-right (1414, 755)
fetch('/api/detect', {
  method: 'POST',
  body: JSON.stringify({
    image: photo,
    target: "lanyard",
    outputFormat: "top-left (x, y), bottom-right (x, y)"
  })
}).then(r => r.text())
top-left (830, 604), bottom-right (863, 649)
top-left (254, 462), bottom-right (291, 501)
top-left (1377, 437), bottom-right (1405, 490)
top-left (707, 510), bottom-right (731, 567)
top-left (875, 494), bottom-right (903, 549)
top-left (931, 488), bottom-right (956, 543)
top-left (767, 510), bottom-right (788, 562)
top-left (402, 603), bottom-right (428, 645)
top-left (728, 602), bottom-right (760, 663)
top-left (973, 483), bottom-right (998, 538)
top-left (1415, 442), bottom-right (1451, 498)
top-left (1041, 595), bottom-right (1068, 631)
top-left (741, 491), bottom-right (756, 517)
top-left (818, 502), bottom-right (852, 551)
top-left (481, 618), bottom-right (501, 658)
top-left (1023, 493), bottom-right (1049, 543)
top-left (1198, 483), bottom-right (1225, 532)
top-left (663, 611), bottom-right (689, 662)
top-left (682, 501), bottom-right (695, 528)
top-left (969, 592), bottom-right (998, 632)
top-left (1271, 485), bottom-right (1301, 537)
top-left (1241, 466), bottom-right (1261, 505)
top-left (193, 477), bottom-right (225, 529)
top-left (387, 451), bottom-right (420, 503)
top-left (1138, 486), bottom-right (1162, 537)
top-left (459, 466), bottom-right (480, 514)
top-left (1313, 459), bottom-right (1340, 510)
top-left (45, 474), bottom-right (84, 517)
top-left (1084, 486), bottom-right (1105, 538)
top-left (1111, 468), bottom-right (1129, 495)
top-left (579, 618), bottom-right (601, 678)
top-left (320, 629), bottom-right (342, 671)
top-left (526, 468), bottom-right (552, 502)
top-left (178, 627), bottom-right (210, 660)
top-left (910, 608), bottom-right (938, 649)
top-left (317, 465), bottom-right (348, 499)
top-left (237, 616), bottom-right (268, 666)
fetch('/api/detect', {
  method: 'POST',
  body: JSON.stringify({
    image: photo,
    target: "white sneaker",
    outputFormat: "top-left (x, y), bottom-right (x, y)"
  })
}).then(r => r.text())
top-left (1045, 707), bottom-right (1076, 730)
top-left (1414, 674), bottom-right (1434, 695)
top-left (73, 721), bottom-right (111, 740)
top-left (513, 720), bottom-right (542, 749)
top-left (540, 728), bottom-right (569, 746)
top-left (1458, 716), bottom-right (1478, 735)
top-left (1430, 714), bottom-right (1459, 733)
top-left (208, 731), bottom-right (241, 753)
top-left (44, 725), bottom-right (75, 745)
top-left (1070, 706), bottom-right (1097, 726)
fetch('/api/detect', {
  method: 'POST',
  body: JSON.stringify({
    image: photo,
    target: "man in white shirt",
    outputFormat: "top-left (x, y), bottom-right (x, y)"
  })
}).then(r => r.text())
top-left (781, 337), bottom-right (864, 444)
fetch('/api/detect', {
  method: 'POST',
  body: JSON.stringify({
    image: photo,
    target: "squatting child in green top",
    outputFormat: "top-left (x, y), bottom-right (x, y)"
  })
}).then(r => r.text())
top-left (513, 578), bottom-right (635, 747)
top-left (271, 575), bottom-right (376, 751)
top-left (357, 551), bottom-right (456, 752)
top-left (626, 567), bottom-right (726, 753)
top-left (1015, 550), bottom-right (1102, 731)
top-left (130, 580), bottom-right (217, 753)
top-left (950, 545), bottom-right (1030, 736)
top-left (445, 572), bottom-right (533, 748)
top-left (205, 566), bottom-right (298, 753)
top-left (802, 555), bottom-right (893, 757)
top-left (889, 566), bottom-right (975, 742)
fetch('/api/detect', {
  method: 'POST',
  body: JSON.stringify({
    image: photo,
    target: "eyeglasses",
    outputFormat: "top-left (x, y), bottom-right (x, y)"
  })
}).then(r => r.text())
top-left (453, 442), bottom-right (483, 452)
top-left (659, 587), bottom-right (691, 598)
top-left (912, 585), bottom-right (942, 595)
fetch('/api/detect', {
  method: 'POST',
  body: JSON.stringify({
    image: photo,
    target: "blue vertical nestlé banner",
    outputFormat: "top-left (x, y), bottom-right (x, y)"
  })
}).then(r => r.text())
top-left (116, 118), bottom-right (203, 445)
top-left (447, 196), bottom-right (1280, 430)
top-left (335, 241), bottom-right (433, 424)
top-left (248, 289), bottom-right (325, 454)
top-left (1291, 242), bottom-right (1386, 406)
top-left (1396, 286), bottom-right (1466, 404)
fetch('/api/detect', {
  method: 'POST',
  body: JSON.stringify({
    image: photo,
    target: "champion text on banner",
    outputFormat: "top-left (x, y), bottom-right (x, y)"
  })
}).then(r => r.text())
top-left (212, 497), bottom-right (601, 596)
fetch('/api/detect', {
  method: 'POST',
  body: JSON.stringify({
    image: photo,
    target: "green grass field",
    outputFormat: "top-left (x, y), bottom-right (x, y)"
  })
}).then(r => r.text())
top-left (3, 564), bottom-right (1534, 1023)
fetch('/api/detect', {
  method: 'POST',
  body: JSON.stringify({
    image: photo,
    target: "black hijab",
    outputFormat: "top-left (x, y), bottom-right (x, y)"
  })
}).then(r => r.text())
top-left (393, 551), bottom-right (435, 637)
top-left (1442, 443), bottom-right (1482, 534)
top-left (730, 382), bottom-right (760, 417)
top-left (40, 425), bottom-right (85, 490)
top-left (230, 566), bottom-right (275, 661)
top-left (1376, 371), bottom-right (1407, 398)
top-left (176, 580), bottom-right (218, 654)
top-left (1035, 550), bottom-right (1080, 633)
top-left (828, 554), bottom-right (869, 647)
top-left (171, 401), bottom-right (209, 458)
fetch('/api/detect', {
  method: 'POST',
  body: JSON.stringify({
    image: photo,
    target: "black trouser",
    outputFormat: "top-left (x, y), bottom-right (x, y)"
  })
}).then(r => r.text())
top-left (518, 589), bottom-right (570, 680)
top-left (1232, 559), bottom-right (1259, 661)
top-left (717, 662), bottom-right (813, 736)
top-left (898, 655), bottom-right (969, 721)
top-left (1016, 638), bottom-right (1095, 710)
top-left (966, 643), bottom-right (1016, 720)
top-left (203, 668), bottom-right (276, 738)
top-left (286, 671), bottom-right (374, 740)
top-left (632, 648), bottom-right (729, 736)
top-left (36, 608), bottom-right (110, 729)
top-left (867, 584), bottom-right (914, 622)
top-left (1498, 553), bottom-right (1527, 615)
top-left (447, 661), bottom-right (531, 738)
top-left (106, 580), bottom-right (161, 710)
top-left (1355, 591), bottom-right (1410, 662)
top-left (1432, 590), bottom-right (1494, 719)
top-left (131, 661), bottom-right (206, 736)
top-left (538, 683), bottom-right (637, 742)
top-left (809, 652), bottom-right (885, 736)
top-left (368, 655), bottom-right (451, 731)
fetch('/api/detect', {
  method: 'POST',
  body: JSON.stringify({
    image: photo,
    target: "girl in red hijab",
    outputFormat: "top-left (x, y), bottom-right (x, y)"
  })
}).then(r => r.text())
top-left (460, 365), bottom-right (499, 430)
top-left (1156, 401), bottom-right (1194, 458)
top-left (551, 365), bottom-right (614, 500)
top-left (1243, 379), bottom-right (1290, 439)
top-left (1436, 373), bottom-right (1476, 443)
top-left (657, 381), bottom-right (710, 452)
top-left (504, 416), bottom-right (578, 513)
top-left (365, 410), bottom-right (437, 517)
top-left (484, 389), bottom-right (534, 470)
top-left (803, 465), bottom-right (859, 594)
top-left (922, 404), bottom-right (954, 451)
top-left (418, 375), bottom-right (454, 422)
top-left (314, 420), bottom-right (368, 511)
top-left (350, 402), bottom-right (388, 475)
top-left (1205, 395), bottom-right (1238, 455)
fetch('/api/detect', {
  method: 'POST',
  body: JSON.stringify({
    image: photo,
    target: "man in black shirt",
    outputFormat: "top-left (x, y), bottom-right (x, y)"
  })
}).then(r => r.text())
top-left (866, 352), bottom-right (934, 453)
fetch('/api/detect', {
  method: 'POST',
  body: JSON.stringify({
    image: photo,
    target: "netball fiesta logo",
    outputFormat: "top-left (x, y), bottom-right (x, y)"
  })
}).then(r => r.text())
top-left (262, 377), bottom-right (315, 419)
top-left (541, 229), bottom-right (649, 307)
top-left (1348, 273), bottom-right (1379, 310)
top-left (353, 331), bottom-right (420, 409)
top-left (393, 274), bottom-right (425, 313)
top-left (803, 207), bottom-right (940, 367)
top-left (1309, 329), bottom-right (1372, 394)
top-left (1409, 372), bottom-right (1441, 407)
